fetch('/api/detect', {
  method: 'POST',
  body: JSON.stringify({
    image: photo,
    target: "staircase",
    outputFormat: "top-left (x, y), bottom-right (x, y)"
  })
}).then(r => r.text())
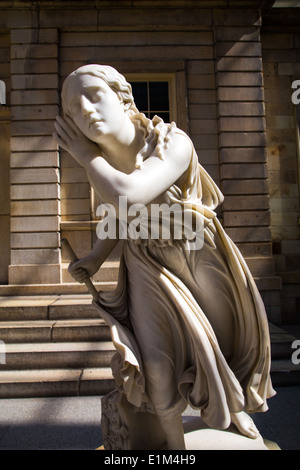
top-left (0, 291), bottom-right (299, 398)
top-left (0, 293), bottom-right (117, 398)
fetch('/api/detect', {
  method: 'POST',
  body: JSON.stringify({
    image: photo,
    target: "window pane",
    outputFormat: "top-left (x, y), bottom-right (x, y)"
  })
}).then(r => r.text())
top-left (130, 80), bottom-right (170, 122)
top-left (131, 82), bottom-right (148, 112)
top-left (149, 82), bottom-right (169, 111)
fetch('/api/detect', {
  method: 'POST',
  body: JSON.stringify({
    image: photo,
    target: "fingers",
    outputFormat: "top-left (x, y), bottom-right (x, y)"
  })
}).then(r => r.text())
top-left (52, 131), bottom-right (67, 150)
top-left (53, 123), bottom-right (69, 148)
top-left (54, 115), bottom-right (75, 142)
top-left (68, 261), bottom-right (89, 284)
top-left (65, 115), bottom-right (80, 134)
top-left (54, 114), bottom-right (81, 147)
top-left (58, 115), bottom-right (77, 136)
top-left (71, 268), bottom-right (89, 283)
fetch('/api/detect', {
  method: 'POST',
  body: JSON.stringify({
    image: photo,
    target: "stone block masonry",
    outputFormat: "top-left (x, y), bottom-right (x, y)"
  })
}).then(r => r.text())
top-left (213, 12), bottom-right (276, 302)
top-left (9, 25), bottom-right (61, 284)
top-left (261, 18), bottom-right (300, 323)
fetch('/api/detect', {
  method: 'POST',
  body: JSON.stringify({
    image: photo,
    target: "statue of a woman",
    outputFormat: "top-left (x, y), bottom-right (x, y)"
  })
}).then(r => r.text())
top-left (53, 64), bottom-right (275, 450)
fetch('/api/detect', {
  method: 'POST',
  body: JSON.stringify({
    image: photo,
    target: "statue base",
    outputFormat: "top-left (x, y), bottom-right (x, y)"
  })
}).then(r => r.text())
top-left (183, 416), bottom-right (280, 450)
top-left (100, 389), bottom-right (280, 451)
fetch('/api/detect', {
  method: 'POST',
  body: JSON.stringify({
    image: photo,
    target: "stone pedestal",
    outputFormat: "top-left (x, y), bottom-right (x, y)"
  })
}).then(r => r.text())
top-left (101, 389), bottom-right (279, 451)
top-left (183, 416), bottom-right (275, 450)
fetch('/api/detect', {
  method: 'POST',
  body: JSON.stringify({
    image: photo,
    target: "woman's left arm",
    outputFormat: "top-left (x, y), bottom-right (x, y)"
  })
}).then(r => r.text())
top-left (86, 133), bottom-right (192, 208)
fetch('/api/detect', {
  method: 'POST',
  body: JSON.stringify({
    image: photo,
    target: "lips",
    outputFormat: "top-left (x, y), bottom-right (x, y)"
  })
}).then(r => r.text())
top-left (89, 118), bottom-right (103, 128)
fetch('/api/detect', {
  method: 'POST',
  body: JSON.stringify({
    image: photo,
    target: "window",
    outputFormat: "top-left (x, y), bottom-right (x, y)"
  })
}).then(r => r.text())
top-left (126, 73), bottom-right (177, 123)
top-left (131, 81), bottom-right (170, 122)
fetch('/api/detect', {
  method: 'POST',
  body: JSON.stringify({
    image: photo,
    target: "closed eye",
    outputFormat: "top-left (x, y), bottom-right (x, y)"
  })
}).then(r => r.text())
top-left (91, 90), bottom-right (104, 102)
top-left (83, 85), bottom-right (105, 103)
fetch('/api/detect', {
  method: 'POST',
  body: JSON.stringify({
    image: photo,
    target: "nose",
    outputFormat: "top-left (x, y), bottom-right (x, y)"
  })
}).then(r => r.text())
top-left (80, 95), bottom-right (94, 116)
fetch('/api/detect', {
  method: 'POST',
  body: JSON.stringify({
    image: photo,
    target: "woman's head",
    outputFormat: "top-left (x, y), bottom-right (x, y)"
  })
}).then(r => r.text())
top-left (61, 64), bottom-right (176, 167)
top-left (62, 64), bottom-right (139, 118)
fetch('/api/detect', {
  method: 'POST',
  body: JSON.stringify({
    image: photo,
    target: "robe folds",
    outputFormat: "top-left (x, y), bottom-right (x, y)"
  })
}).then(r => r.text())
top-left (93, 126), bottom-right (276, 431)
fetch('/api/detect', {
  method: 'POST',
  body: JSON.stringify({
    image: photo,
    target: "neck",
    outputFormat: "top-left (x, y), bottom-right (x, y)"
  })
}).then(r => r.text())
top-left (98, 116), bottom-right (143, 173)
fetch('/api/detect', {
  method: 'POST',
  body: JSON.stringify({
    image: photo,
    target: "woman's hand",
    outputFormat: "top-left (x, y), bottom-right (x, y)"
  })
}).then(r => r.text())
top-left (68, 255), bottom-right (100, 283)
top-left (53, 115), bottom-right (100, 166)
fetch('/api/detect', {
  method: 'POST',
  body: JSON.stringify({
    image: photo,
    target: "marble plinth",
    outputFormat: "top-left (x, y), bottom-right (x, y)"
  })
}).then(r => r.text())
top-left (183, 416), bottom-right (280, 450)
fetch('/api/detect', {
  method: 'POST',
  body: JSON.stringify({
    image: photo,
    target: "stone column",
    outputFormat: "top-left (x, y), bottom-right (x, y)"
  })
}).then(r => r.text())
top-left (9, 13), bottom-right (61, 284)
top-left (213, 8), bottom-right (281, 322)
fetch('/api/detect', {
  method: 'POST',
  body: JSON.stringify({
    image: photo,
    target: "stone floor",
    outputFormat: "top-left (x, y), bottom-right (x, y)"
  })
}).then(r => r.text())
top-left (0, 385), bottom-right (299, 450)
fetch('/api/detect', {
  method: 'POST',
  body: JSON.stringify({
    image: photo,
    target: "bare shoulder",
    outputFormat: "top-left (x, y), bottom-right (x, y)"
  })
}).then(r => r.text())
top-left (164, 131), bottom-right (193, 167)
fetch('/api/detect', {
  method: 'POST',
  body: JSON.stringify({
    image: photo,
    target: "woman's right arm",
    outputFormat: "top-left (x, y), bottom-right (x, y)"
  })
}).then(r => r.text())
top-left (68, 236), bottom-right (119, 283)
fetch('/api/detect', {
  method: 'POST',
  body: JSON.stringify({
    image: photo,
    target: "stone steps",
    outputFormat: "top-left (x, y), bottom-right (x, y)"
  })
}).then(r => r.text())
top-left (0, 368), bottom-right (114, 398)
top-left (270, 360), bottom-right (300, 387)
top-left (269, 323), bottom-right (298, 359)
top-left (0, 295), bottom-right (117, 397)
top-left (0, 295), bottom-right (299, 398)
top-left (3, 341), bottom-right (115, 370)
top-left (0, 319), bottom-right (111, 343)
top-left (268, 323), bottom-right (300, 387)
top-left (0, 294), bottom-right (102, 320)
top-left (0, 282), bottom-right (117, 297)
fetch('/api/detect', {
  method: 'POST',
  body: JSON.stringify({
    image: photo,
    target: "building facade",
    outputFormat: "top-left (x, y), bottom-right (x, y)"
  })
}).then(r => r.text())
top-left (0, 0), bottom-right (299, 325)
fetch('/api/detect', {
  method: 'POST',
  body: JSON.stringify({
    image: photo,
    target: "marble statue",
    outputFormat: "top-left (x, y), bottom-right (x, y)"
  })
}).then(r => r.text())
top-left (53, 64), bottom-right (276, 450)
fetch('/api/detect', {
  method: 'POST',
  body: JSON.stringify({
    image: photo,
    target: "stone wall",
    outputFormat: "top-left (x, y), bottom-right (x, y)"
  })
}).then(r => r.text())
top-left (261, 8), bottom-right (300, 323)
top-left (8, 23), bottom-right (61, 284)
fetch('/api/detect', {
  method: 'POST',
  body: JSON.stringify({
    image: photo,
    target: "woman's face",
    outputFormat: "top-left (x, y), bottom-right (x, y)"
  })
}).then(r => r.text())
top-left (63, 74), bottom-right (127, 144)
